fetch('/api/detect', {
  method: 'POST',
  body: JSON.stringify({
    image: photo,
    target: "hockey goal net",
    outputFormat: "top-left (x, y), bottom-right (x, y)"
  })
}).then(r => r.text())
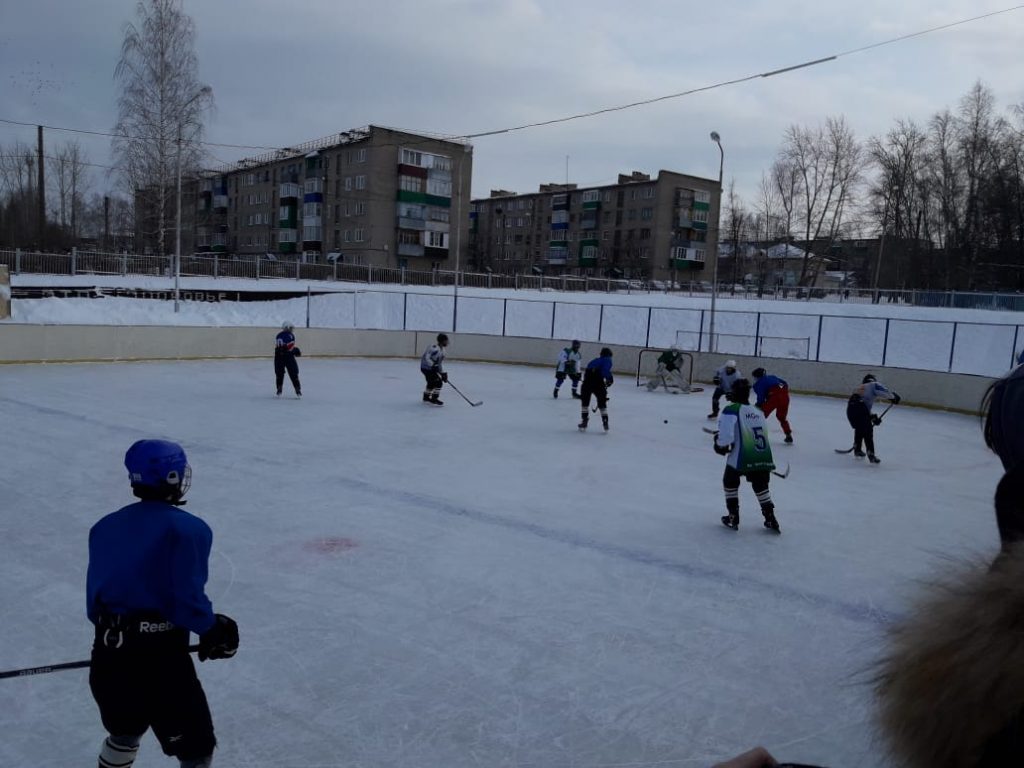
top-left (635, 348), bottom-right (702, 392)
top-left (673, 331), bottom-right (811, 360)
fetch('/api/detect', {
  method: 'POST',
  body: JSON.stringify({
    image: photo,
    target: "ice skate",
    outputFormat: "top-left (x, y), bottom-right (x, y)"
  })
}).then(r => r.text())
top-left (707, 411), bottom-right (719, 420)
top-left (721, 513), bottom-right (739, 530)
top-left (578, 413), bottom-right (589, 431)
top-left (276, 389), bottom-right (282, 397)
top-left (553, 387), bottom-right (559, 399)
top-left (430, 394), bottom-right (444, 406)
top-left (868, 453), bottom-right (881, 464)
top-left (763, 512), bottom-right (781, 533)
top-left (853, 448), bottom-right (866, 459)
top-left (601, 413), bottom-right (609, 432)
top-left (784, 434), bottom-right (793, 444)
top-left (571, 390), bottom-right (581, 399)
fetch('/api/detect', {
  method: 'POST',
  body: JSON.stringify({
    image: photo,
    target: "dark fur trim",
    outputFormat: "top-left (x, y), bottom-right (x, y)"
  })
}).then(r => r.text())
top-left (876, 548), bottom-right (1024, 767)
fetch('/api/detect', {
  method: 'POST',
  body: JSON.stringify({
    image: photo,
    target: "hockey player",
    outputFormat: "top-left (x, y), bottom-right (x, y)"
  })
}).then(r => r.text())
top-left (554, 339), bottom-right (582, 398)
top-left (87, 439), bottom-right (238, 768)
top-left (708, 359), bottom-right (741, 419)
top-left (646, 346), bottom-right (686, 391)
top-left (751, 367), bottom-right (793, 443)
top-left (420, 332), bottom-right (449, 405)
top-left (846, 374), bottom-right (900, 463)
top-left (274, 321), bottom-right (302, 397)
top-left (714, 379), bottom-right (781, 532)
top-left (579, 347), bottom-right (613, 432)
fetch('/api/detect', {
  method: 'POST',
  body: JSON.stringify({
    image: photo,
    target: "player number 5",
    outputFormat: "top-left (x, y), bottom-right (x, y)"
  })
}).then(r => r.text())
top-left (753, 426), bottom-right (767, 451)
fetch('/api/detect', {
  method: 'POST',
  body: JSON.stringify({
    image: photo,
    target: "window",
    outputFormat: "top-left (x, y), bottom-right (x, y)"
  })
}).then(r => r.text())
top-left (399, 203), bottom-right (425, 219)
top-left (345, 177), bottom-right (353, 192)
top-left (644, 187), bottom-right (656, 199)
top-left (354, 228), bottom-right (365, 242)
top-left (426, 178), bottom-right (451, 197)
top-left (398, 230), bottom-right (420, 245)
top-left (695, 190), bottom-right (711, 204)
top-left (627, 208), bottom-right (637, 221)
top-left (427, 231), bottom-right (448, 248)
top-left (551, 193), bottom-right (567, 207)
top-left (551, 210), bottom-right (569, 225)
top-left (602, 230), bottom-right (610, 240)
top-left (355, 175), bottom-right (366, 190)
top-left (303, 202), bottom-right (322, 217)
top-left (401, 148), bottom-right (423, 166)
top-left (344, 230), bottom-right (351, 243)
top-left (355, 202), bottom-right (366, 216)
top-left (603, 191), bottom-right (612, 203)
top-left (641, 207), bottom-right (653, 220)
top-left (640, 228), bottom-right (651, 240)
top-left (693, 209), bottom-right (709, 223)
top-left (582, 189), bottom-right (600, 203)
top-left (582, 245), bottom-right (598, 259)
top-left (356, 148), bottom-right (367, 163)
top-left (400, 176), bottom-right (422, 193)
top-left (432, 155), bottom-right (452, 171)
top-left (550, 230), bottom-right (567, 242)
top-left (640, 247), bottom-right (651, 259)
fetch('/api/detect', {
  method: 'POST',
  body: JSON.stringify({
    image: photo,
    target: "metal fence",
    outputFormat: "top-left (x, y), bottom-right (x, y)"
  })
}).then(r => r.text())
top-left (3, 247), bottom-right (1024, 311)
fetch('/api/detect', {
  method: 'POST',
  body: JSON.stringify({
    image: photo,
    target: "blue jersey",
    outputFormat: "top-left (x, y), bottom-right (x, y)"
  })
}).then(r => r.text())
top-left (585, 356), bottom-right (613, 383)
top-left (87, 501), bottom-right (216, 635)
top-left (753, 374), bottom-right (787, 407)
top-left (275, 330), bottom-right (296, 355)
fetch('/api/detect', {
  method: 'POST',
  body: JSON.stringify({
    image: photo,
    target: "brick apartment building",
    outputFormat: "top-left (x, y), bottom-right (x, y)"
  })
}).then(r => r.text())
top-left (469, 170), bottom-right (720, 283)
top-left (139, 125), bottom-right (472, 269)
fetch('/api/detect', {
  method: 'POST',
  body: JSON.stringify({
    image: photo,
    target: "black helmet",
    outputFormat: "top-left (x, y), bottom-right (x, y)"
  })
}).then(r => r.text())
top-left (437, 333), bottom-right (449, 346)
top-left (727, 378), bottom-right (752, 405)
top-left (751, 367), bottom-right (766, 379)
top-left (863, 374), bottom-right (876, 384)
top-left (600, 347), bottom-right (613, 357)
top-left (571, 339), bottom-right (581, 349)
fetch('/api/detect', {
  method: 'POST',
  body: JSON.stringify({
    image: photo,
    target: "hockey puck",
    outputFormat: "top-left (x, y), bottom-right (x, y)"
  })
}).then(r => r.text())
top-left (663, 419), bottom-right (668, 424)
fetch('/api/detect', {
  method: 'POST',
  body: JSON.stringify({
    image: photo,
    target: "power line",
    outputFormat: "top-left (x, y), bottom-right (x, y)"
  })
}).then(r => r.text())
top-left (1, 5), bottom-right (1022, 157)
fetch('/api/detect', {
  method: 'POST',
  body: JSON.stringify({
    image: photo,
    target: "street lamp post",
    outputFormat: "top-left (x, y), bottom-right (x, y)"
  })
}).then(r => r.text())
top-left (709, 131), bottom-right (724, 353)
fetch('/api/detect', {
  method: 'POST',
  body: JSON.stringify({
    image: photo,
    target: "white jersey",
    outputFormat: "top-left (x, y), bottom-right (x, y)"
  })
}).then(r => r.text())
top-left (716, 402), bottom-right (776, 472)
top-left (420, 344), bottom-right (445, 372)
top-left (714, 366), bottom-right (742, 392)
top-left (556, 348), bottom-right (582, 374)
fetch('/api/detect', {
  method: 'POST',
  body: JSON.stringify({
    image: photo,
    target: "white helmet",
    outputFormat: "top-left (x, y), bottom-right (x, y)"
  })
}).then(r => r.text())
top-left (725, 359), bottom-right (737, 369)
top-left (282, 321), bottom-right (294, 331)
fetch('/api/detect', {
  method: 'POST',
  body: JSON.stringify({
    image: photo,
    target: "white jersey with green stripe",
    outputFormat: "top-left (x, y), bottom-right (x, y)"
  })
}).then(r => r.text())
top-left (716, 402), bottom-right (776, 473)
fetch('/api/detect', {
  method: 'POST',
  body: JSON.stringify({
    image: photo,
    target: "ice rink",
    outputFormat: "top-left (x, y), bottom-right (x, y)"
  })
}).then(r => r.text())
top-left (0, 356), bottom-right (1004, 767)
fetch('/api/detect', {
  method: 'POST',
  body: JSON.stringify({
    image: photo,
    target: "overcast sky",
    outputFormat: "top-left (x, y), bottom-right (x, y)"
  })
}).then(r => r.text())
top-left (2, 0), bottom-right (1022, 204)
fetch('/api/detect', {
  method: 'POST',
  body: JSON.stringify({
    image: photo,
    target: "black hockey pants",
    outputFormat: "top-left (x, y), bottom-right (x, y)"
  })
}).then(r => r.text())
top-left (846, 397), bottom-right (874, 454)
top-left (722, 466), bottom-right (774, 520)
top-left (275, 352), bottom-right (301, 394)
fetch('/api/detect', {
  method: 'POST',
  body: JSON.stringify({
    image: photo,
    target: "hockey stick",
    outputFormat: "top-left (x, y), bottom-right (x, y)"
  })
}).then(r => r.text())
top-left (773, 463), bottom-right (791, 479)
top-left (702, 426), bottom-right (718, 435)
top-left (446, 379), bottom-right (482, 407)
top-left (834, 446), bottom-right (856, 454)
top-left (0, 644), bottom-right (201, 680)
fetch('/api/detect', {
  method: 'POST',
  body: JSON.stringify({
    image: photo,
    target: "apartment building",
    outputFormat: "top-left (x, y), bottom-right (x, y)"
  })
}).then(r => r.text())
top-left (468, 170), bottom-right (720, 283)
top-left (182, 125), bottom-right (472, 268)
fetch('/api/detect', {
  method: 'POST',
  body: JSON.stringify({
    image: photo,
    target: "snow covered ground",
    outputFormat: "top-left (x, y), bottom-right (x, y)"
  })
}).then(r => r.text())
top-left (0, 356), bottom-right (1003, 767)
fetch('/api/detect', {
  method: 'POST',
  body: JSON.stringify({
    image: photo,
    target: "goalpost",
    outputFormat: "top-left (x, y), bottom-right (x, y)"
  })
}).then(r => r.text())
top-left (673, 330), bottom-right (811, 360)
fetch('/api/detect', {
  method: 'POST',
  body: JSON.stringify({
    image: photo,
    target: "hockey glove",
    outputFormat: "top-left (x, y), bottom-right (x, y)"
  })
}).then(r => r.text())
top-left (713, 376), bottom-right (721, 386)
top-left (292, 347), bottom-right (301, 357)
top-left (198, 614), bottom-right (239, 662)
top-left (714, 442), bottom-right (731, 456)
top-left (871, 414), bottom-right (882, 426)
top-left (891, 393), bottom-right (901, 405)
top-left (441, 372), bottom-right (448, 382)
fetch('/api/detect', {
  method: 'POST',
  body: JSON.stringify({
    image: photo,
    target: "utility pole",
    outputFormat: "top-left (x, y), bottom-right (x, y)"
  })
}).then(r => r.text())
top-left (37, 125), bottom-right (45, 251)
top-left (104, 196), bottom-right (110, 251)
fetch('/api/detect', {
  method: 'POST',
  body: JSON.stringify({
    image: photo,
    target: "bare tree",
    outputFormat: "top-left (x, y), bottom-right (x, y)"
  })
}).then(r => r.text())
top-left (48, 141), bottom-right (91, 245)
top-left (721, 180), bottom-right (748, 291)
top-left (779, 116), bottom-right (863, 286)
top-left (0, 141), bottom-right (39, 246)
top-left (112, 0), bottom-right (212, 256)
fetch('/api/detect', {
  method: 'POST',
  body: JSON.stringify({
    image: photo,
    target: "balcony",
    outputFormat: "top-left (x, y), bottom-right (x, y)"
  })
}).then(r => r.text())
top-left (280, 182), bottom-right (300, 200)
top-left (397, 216), bottom-right (426, 230)
top-left (677, 213), bottom-right (692, 228)
top-left (213, 194), bottom-right (228, 211)
top-left (398, 242), bottom-right (425, 257)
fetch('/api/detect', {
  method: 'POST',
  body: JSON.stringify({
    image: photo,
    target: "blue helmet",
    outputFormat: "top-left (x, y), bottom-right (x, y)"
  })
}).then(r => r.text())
top-left (125, 439), bottom-right (191, 500)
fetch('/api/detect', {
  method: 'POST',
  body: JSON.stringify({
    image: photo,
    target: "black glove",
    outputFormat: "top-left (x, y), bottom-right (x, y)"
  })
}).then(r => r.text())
top-left (891, 393), bottom-right (901, 405)
top-left (441, 372), bottom-right (448, 382)
top-left (713, 376), bottom-right (721, 386)
top-left (714, 443), bottom-right (731, 456)
top-left (198, 614), bottom-right (238, 662)
top-left (871, 414), bottom-right (882, 426)
top-left (292, 347), bottom-right (301, 357)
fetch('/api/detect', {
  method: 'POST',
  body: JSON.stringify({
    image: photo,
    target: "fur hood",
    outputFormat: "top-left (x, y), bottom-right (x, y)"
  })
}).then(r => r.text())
top-left (877, 547), bottom-right (1024, 767)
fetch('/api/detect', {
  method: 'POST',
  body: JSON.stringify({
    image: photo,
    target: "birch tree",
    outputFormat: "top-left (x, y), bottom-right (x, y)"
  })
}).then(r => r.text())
top-left (112, 0), bottom-right (212, 256)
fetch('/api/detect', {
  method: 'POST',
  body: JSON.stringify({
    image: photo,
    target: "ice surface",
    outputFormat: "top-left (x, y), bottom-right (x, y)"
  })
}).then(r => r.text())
top-left (0, 356), bottom-right (1002, 767)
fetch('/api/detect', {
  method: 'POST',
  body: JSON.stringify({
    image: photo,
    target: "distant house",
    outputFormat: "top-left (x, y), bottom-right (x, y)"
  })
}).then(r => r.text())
top-left (717, 242), bottom-right (833, 287)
